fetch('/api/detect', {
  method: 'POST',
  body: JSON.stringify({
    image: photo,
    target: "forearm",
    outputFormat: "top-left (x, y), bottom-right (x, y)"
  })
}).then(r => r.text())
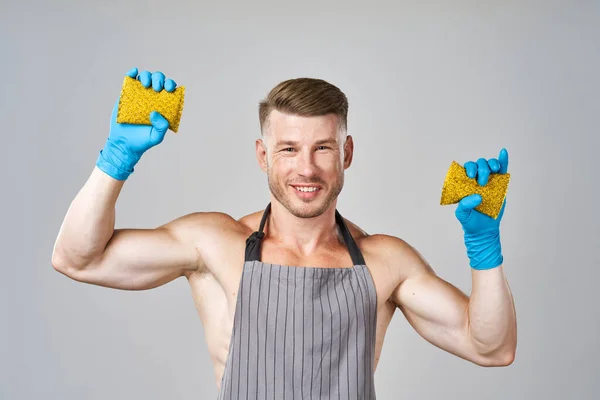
top-left (52, 167), bottom-right (124, 269)
top-left (467, 265), bottom-right (517, 359)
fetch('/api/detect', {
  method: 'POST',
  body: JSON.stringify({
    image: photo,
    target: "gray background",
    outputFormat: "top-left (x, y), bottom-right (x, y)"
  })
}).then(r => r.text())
top-left (2, 0), bottom-right (599, 399)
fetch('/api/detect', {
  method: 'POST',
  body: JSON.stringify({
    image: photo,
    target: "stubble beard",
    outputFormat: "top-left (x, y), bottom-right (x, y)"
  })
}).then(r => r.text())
top-left (267, 168), bottom-right (344, 219)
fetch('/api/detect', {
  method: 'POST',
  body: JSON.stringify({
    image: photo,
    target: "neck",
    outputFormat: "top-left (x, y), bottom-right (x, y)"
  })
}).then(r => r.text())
top-left (265, 199), bottom-right (341, 256)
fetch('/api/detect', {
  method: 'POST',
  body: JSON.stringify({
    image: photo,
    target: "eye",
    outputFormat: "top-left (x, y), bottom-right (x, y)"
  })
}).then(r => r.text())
top-left (317, 146), bottom-right (329, 150)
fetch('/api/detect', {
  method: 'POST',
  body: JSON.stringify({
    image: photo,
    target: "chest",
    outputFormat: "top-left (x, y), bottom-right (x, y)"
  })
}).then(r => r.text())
top-left (194, 236), bottom-right (400, 324)
top-left (258, 238), bottom-right (357, 270)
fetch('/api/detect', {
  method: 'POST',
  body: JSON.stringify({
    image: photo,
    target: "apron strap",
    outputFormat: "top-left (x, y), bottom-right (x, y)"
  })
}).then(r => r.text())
top-left (244, 203), bottom-right (365, 266)
top-left (335, 210), bottom-right (366, 266)
top-left (244, 203), bottom-right (270, 262)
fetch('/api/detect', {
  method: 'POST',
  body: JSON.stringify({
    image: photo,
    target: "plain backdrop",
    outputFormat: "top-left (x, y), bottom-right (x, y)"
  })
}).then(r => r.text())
top-left (2, 0), bottom-right (599, 399)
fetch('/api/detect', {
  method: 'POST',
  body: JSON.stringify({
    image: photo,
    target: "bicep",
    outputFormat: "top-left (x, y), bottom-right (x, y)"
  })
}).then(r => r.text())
top-left (393, 273), bottom-right (467, 337)
top-left (389, 245), bottom-right (487, 364)
top-left (62, 216), bottom-right (205, 291)
top-left (392, 274), bottom-right (484, 362)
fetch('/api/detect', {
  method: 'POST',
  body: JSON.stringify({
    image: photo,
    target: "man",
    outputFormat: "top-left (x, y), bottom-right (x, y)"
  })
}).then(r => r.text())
top-left (51, 67), bottom-right (517, 399)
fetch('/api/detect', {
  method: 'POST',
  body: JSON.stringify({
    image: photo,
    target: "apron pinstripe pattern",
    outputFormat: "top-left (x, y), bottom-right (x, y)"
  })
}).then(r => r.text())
top-left (217, 204), bottom-right (378, 399)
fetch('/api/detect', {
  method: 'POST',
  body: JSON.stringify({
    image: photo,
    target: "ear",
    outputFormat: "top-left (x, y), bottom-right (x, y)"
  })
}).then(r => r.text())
top-left (256, 138), bottom-right (268, 172)
top-left (343, 135), bottom-right (354, 169)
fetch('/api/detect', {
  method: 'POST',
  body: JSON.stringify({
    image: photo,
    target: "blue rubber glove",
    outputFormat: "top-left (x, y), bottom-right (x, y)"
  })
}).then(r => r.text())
top-left (454, 148), bottom-right (509, 270)
top-left (96, 67), bottom-right (178, 180)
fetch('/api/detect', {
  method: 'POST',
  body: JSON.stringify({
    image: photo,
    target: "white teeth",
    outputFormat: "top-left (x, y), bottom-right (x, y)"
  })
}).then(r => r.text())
top-left (295, 186), bottom-right (318, 192)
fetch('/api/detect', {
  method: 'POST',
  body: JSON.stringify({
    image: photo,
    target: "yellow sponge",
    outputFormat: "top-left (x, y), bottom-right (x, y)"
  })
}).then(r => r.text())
top-left (440, 161), bottom-right (510, 219)
top-left (116, 76), bottom-right (185, 133)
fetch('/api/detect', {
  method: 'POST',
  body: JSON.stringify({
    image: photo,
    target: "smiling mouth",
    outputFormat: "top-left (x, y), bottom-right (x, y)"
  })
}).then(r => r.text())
top-left (290, 183), bottom-right (324, 194)
top-left (292, 186), bottom-right (320, 192)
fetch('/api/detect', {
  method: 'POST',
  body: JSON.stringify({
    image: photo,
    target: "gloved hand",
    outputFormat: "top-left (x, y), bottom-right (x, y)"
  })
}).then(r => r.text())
top-left (96, 67), bottom-right (178, 180)
top-left (454, 148), bottom-right (509, 270)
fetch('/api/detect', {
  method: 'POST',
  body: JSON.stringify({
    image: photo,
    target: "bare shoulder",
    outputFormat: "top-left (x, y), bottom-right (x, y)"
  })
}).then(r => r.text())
top-left (362, 233), bottom-right (433, 276)
top-left (237, 209), bottom-right (268, 233)
top-left (344, 217), bottom-right (434, 297)
top-left (157, 211), bottom-right (254, 264)
top-left (158, 210), bottom-right (261, 278)
top-left (158, 211), bottom-right (250, 241)
top-left (341, 217), bottom-right (416, 267)
top-left (158, 208), bottom-right (268, 244)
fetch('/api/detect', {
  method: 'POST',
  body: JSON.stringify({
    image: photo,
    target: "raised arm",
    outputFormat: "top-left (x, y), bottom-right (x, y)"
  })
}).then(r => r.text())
top-left (51, 167), bottom-right (203, 290)
top-left (389, 149), bottom-right (517, 367)
top-left (52, 67), bottom-right (204, 290)
top-left (389, 238), bottom-right (516, 367)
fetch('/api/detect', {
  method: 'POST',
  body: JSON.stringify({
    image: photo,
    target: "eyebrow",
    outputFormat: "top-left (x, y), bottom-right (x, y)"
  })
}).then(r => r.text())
top-left (274, 139), bottom-right (338, 147)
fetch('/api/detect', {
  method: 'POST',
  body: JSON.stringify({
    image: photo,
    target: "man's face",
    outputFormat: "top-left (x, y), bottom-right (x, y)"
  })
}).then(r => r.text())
top-left (256, 109), bottom-right (353, 219)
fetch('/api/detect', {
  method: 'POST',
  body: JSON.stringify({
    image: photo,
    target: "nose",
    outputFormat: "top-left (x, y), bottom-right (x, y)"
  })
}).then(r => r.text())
top-left (296, 149), bottom-right (317, 178)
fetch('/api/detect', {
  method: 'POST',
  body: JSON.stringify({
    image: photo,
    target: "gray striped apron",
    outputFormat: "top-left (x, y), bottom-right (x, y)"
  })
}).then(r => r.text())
top-left (217, 203), bottom-right (378, 399)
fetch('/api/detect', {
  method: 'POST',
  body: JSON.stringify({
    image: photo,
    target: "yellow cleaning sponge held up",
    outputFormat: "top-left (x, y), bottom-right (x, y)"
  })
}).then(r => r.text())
top-left (116, 76), bottom-right (185, 133)
top-left (440, 161), bottom-right (510, 219)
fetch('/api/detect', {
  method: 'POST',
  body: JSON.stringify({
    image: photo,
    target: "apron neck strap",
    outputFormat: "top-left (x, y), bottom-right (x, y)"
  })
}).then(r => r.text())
top-left (245, 203), bottom-right (365, 266)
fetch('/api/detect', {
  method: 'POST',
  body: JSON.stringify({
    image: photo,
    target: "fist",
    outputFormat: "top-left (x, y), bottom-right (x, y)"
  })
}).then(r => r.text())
top-left (108, 67), bottom-right (178, 155)
top-left (130, 67), bottom-right (178, 93)
top-left (455, 148), bottom-right (509, 234)
top-left (97, 67), bottom-right (180, 181)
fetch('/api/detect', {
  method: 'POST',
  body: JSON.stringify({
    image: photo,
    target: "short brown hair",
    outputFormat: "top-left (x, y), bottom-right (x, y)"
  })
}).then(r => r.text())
top-left (259, 78), bottom-right (349, 134)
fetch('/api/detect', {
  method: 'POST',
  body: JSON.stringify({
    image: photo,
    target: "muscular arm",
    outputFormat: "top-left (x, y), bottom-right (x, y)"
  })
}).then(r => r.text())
top-left (385, 236), bottom-right (517, 367)
top-left (51, 167), bottom-right (209, 290)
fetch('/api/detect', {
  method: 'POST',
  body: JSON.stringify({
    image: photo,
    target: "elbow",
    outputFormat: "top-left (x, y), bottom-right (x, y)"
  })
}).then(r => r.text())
top-left (51, 248), bottom-right (67, 272)
top-left (491, 349), bottom-right (516, 367)
top-left (51, 250), bottom-right (73, 277)
top-left (468, 329), bottom-right (517, 368)
top-left (51, 248), bottom-right (86, 278)
top-left (476, 348), bottom-right (516, 367)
